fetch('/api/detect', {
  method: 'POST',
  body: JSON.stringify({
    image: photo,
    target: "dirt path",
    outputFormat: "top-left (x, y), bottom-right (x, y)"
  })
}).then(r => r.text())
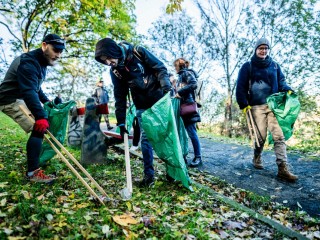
top-left (194, 137), bottom-right (320, 218)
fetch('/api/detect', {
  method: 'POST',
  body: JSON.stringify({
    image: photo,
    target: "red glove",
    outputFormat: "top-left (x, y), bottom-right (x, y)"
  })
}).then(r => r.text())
top-left (34, 119), bottom-right (49, 134)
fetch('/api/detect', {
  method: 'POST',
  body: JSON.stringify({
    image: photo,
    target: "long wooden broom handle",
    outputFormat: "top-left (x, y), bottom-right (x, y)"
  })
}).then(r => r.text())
top-left (248, 109), bottom-right (260, 148)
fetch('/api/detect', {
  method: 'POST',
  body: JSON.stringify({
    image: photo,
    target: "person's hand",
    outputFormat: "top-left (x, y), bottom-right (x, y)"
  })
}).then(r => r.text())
top-left (242, 105), bottom-right (251, 114)
top-left (175, 93), bottom-right (181, 98)
top-left (118, 124), bottom-right (129, 139)
top-left (34, 119), bottom-right (49, 134)
top-left (162, 86), bottom-right (172, 95)
top-left (288, 90), bottom-right (292, 95)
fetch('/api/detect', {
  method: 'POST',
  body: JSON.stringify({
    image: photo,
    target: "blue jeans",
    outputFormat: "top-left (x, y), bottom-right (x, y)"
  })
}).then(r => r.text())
top-left (136, 109), bottom-right (154, 178)
top-left (185, 123), bottom-right (201, 158)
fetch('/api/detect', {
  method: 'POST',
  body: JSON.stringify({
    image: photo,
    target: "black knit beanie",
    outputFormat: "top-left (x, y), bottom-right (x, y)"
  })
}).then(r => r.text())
top-left (95, 38), bottom-right (123, 64)
top-left (254, 37), bottom-right (270, 51)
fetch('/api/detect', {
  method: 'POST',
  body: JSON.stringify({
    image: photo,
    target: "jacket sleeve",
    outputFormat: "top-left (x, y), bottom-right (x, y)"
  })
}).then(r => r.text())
top-left (177, 71), bottom-right (197, 97)
top-left (277, 64), bottom-right (292, 92)
top-left (236, 62), bottom-right (250, 110)
top-left (17, 60), bottom-right (48, 120)
top-left (38, 88), bottom-right (50, 104)
top-left (135, 46), bottom-right (171, 92)
top-left (110, 69), bottom-right (128, 125)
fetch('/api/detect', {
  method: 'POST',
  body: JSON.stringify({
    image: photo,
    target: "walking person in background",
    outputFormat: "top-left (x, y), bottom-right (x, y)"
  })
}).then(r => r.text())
top-left (174, 58), bottom-right (202, 168)
top-left (0, 34), bottom-right (66, 183)
top-left (92, 80), bottom-right (113, 130)
top-left (236, 37), bottom-right (298, 181)
top-left (95, 38), bottom-right (172, 187)
top-left (54, 93), bottom-right (62, 105)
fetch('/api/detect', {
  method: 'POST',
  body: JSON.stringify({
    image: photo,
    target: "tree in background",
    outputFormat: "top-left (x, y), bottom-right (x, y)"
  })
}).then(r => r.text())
top-left (147, 10), bottom-right (223, 121)
top-left (196, 0), bottom-right (254, 137)
top-left (0, 0), bottom-right (137, 101)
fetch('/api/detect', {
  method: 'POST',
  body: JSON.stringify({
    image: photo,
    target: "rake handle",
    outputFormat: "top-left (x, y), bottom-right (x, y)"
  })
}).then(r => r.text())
top-left (44, 136), bottom-right (105, 205)
top-left (45, 130), bottom-right (108, 197)
top-left (248, 109), bottom-right (260, 148)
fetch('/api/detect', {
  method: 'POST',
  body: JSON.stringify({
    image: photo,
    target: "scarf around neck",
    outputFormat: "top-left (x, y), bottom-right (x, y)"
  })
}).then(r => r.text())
top-left (251, 54), bottom-right (272, 68)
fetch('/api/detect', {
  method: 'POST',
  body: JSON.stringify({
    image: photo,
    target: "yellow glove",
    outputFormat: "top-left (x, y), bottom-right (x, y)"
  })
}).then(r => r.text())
top-left (288, 90), bottom-right (292, 95)
top-left (243, 105), bottom-right (251, 114)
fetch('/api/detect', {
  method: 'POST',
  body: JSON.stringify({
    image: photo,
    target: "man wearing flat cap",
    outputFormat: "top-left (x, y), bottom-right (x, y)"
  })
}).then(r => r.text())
top-left (95, 38), bottom-right (172, 187)
top-left (236, 37), bottom-right (298, 182)
top-left (0, 33), bottom-right (66, 183)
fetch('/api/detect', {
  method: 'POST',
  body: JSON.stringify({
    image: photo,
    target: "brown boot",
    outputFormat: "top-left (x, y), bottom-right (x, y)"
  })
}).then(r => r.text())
top-left (253, 155), bottom-right (264, 169)
top-left (277, 162), bottom-right (298, 181)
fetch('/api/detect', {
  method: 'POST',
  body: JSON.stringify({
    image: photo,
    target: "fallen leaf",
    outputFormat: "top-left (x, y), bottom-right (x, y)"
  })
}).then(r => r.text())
top-left (0, 198), bottom-right (7, 207)
top-left (0, 182), bottom-right (8, 188)
top-left (113, 214), bottom-right (138, 226)
top-left (37, 194), bottom-right (45, 201)
top-left (126, 201), bottom-right (132, 211)
top-left (46, 214), bottom-right (53, 221)
top-left (102, 225), bottom-right (110, 237)
top-left (297, 202), bottom-right (302, 209)
top-left (20, 190), bottom-right (32, 199)
top-left (223, 220), bottom-right (244, 230)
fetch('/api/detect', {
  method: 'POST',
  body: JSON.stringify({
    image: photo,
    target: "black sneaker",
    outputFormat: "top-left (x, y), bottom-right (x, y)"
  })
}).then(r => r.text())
top-left (137, 176), bottom-right (155, 188)
top-left (189, 157), bottom-right (203, 168)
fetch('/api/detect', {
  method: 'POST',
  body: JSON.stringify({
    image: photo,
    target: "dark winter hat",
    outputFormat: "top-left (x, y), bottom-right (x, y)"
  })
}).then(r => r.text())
top-left (254, 37), bottom-right (270, 51)
top-left (95, 38), bottom-right (123, 64)
top-left (43, 34), bottom-right (66, 50)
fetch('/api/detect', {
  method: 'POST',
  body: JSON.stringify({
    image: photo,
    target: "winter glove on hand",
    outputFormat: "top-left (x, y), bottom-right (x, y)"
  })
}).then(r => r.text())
top-left (34, 119), bottom-right (49, 134)
top-left (242, 105), bottom-right (251, 114)
top-left (118, 124), bottom-right (129, 139)
top-left (162, 86), bottom-right (172, 95)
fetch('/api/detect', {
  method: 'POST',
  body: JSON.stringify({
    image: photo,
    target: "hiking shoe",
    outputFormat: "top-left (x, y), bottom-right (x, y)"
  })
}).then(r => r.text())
top-left (277, 162), bottom-right (298, 182)
top-left (253, 155), bottom-right (264, 169)
top-left (27, 169), bottom-right (55, 183)
top-left (137, 176), bottom-right (155, 188)
top-left (189, 157), bottom-right (202, 168)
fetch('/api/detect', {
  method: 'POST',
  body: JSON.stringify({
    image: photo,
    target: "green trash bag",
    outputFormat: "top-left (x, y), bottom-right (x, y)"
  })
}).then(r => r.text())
top-left (40, 100), bottom-right (77, 165)
top-left (141, 93), bottom-right (192, 191)
top-left (267, 91), bottom-right (300, 143)
top-left (171, 98), bottom-right (189, 158)
top-left (116, 104), bottom-right (136, 133)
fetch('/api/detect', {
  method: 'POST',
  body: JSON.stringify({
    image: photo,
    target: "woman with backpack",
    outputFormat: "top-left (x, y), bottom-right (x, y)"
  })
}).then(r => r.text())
top-left (174, 58), bottom-right (202, 168)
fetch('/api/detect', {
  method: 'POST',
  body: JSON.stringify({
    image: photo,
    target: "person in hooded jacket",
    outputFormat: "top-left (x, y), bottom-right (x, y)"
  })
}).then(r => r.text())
top-left (236, 37), bottom-right (298, 182)
top-left (95, 38), bottom-right (172, 187)
top-left (0, 34), bottom-right (66, 183)
top-left (174, 58), bottom-right (202, 168)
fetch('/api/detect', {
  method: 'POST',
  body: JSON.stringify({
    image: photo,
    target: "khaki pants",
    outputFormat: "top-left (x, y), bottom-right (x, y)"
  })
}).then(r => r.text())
top-left (0, 99), bottom-right (34, 133)
top-left (251, 104), bottom-right (287, 165)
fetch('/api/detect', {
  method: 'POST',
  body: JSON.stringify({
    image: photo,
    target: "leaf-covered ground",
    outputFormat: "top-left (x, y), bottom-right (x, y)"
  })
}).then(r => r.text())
top-left (0, 112), bottom-right (319, 239)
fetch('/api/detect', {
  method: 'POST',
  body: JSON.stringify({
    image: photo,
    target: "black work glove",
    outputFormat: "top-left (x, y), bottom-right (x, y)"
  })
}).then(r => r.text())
top-left (118, 124), bottom-right (129, 139)
top-left (162, 86), bottom-right (172, 95)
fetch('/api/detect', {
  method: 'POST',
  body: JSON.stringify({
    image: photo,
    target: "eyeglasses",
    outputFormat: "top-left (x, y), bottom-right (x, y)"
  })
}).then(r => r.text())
top-left (257, 47), bottom-right (269, 51)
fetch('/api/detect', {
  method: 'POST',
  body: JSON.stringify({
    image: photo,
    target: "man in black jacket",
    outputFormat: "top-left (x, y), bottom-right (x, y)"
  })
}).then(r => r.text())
top-left (0, 34), bottom-right (66, 183)
top-left (95, 38), bottom-right (171, 187)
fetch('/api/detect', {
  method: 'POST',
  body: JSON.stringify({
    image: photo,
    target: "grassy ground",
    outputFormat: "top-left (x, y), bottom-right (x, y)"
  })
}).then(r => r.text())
top-left (0, 112), bottom-right (319, 239)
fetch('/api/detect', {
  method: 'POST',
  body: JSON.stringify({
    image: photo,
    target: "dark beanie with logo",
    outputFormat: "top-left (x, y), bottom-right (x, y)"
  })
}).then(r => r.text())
top-left (95, 38), bottom-right (123, 64)
top-left (254, 38), bottom-right (270, 51)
